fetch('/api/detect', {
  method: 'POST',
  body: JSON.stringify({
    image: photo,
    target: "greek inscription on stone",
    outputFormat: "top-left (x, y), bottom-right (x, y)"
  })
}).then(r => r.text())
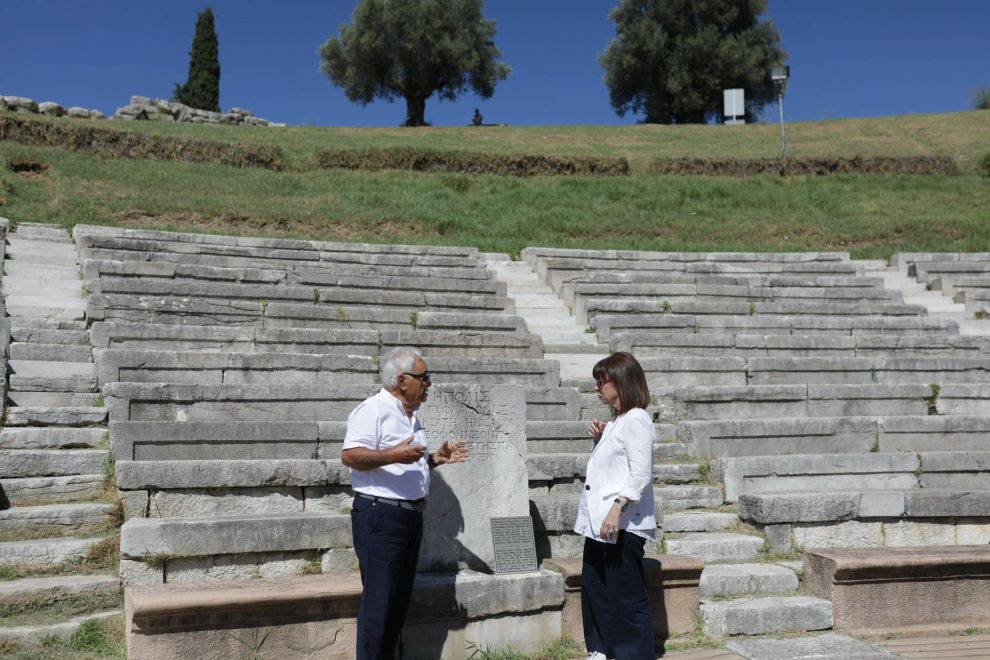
top-left (428, 389), bottom-right (509, 463)
top-left (490, 516), bottom-right (537, 574)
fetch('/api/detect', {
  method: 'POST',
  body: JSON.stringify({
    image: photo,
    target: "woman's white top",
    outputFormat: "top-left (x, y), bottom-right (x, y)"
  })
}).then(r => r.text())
top-left (574, 407), bottom-right (656, 543)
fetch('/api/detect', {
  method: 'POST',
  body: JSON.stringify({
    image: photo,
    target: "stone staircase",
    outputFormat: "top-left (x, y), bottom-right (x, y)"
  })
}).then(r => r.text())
top-left (0, 222), bottom-right (121, 646)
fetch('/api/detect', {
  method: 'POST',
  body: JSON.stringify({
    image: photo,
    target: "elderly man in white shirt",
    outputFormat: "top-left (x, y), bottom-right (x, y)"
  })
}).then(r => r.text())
top-left (342, 346), bottom-right (468, 660)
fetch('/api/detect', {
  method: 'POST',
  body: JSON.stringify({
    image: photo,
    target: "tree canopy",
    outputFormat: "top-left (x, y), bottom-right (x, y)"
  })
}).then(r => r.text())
top-left (173, 8), bottom-right (221, 112)
top-left (599, 0), bottom-right (785, 124)
top-left (319, 0), bottom-right (510, 127)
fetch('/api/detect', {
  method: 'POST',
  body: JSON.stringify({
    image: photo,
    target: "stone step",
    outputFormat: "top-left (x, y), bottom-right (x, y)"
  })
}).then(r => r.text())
top-left (8, 326), bottom-right (90, 345)
top-left (728, 633), bottom-right (899, 659)
top-left (0, 536), bottom-right (107, 568)
top-left (0, 610), bottom-right (122, 646)
top-left (5, 407), bottom-right (108, 427)
top-left (664, 511), bottom-right (739, 533)
top-left (0, 575), bottom-right (120, 618)
top-left (2, 277), bottom-right (84, 297)
top-left (656, 442), bottom-right (693, 459)
top-left (0, 449), bottom-right (108, 478)
top-left (8, 342), bottom-right (93, 362)
top-left (7, 360), bottom-right (96, 392)
top-left (6, 319), bottom-right (87, 332)
top-left (0, 503), bottom-right (119, 539)
top-left (3, 475), bottom-right (106, 506)
top-left (0, 427), bottom-right (108, 450)
top-left (10, 224), bottom-right (72, 241)
top-left (665, 533), bottom-right (765, 562)
top-left (6, 392), bottom-right (102, 408)
top-left (5, 239), bottom-right (78, 264)
top-left (659, 485), bottom-right (723, 510)
top-left (3, 301), bottom-right (87, 321)
top-left (699, 563), bottom-right (800, 598)
top-left (701, 596), bottom-right (832, 637)
top-left (4, 263), bottom-right (79, 280)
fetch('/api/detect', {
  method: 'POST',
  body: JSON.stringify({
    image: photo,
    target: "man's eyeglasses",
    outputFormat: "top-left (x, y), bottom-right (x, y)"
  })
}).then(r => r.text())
top-left (403, 371), bottom-right (431, 384)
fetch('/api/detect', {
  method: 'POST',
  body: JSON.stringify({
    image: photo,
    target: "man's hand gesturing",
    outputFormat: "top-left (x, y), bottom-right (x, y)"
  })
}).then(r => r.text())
top-left (433, 440), bottom-right (469, 466)
top-left (388, 436), bottom-right (427, 464)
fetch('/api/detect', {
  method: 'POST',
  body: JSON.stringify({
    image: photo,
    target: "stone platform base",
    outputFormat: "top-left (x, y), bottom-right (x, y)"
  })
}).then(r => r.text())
top-left (542, 553), bottom-right (703, 641)
top-left (805, 545), bottom-right (990, 632)
top-left (126, 569), bottom-right (564, 660)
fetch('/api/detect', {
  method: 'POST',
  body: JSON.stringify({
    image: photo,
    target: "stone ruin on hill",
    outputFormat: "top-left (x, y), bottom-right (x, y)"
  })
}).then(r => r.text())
top-left (0, 93), bottom-right (284, 127)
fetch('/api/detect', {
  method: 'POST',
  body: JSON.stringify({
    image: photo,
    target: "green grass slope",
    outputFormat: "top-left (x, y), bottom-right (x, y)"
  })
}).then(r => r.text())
top-left (1, 110), bottom-right (988, 258)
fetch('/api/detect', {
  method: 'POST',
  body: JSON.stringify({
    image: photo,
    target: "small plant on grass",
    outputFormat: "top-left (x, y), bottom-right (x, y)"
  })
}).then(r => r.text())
top-left (102, 453), bottom-right (117, 486)
top-left (661, 299), bottom-right (671, 312)
top-left (409, 311), bottom-right (419, 329)
top-left (336, 306), bottom-right (348, 322)
top-left (980, 152), bottom-right (990, 178)
top-left (747, 302), bottom-right (756, 316)
top-left (230, 627), bottom-right (272, 660)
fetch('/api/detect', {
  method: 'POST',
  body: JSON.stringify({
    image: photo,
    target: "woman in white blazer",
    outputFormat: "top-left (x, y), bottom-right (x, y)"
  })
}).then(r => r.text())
top-left (574, 352), bottom-right (656, 660)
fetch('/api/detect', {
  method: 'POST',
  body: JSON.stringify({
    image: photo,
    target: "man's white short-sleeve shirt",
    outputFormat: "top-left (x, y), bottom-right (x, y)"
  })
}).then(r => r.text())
top-left (343, 388), bottom-right (430, 501)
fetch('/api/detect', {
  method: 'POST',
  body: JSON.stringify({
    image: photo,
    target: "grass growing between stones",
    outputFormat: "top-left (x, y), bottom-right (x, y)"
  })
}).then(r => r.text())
top-left (0, 589), bottom-right (123, 628)
top-left (465, 635), bottom-right (583, 659)
top-left (0, 535), bottom-right (120, 582)
top-left (661, 611), bottom-right (720, 652)
top-left (0, 616), bottom-right (127, 660)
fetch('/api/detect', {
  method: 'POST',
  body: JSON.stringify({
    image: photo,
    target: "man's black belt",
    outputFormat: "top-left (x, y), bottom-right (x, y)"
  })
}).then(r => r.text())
top-left (355, 492), bottom-right (427, 512)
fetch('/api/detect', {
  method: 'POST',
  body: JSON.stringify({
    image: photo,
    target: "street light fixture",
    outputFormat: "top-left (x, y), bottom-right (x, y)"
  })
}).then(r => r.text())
top-left (771, 65), bottom-right (790, 159)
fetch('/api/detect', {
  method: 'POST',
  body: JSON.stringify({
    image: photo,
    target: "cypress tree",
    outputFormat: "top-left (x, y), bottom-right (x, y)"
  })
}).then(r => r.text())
top-left (173, 8), bottom-right (221, 112)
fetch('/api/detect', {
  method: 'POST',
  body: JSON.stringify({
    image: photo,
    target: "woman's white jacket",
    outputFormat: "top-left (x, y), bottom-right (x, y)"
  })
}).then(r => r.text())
top-left (573, 407), bottom-right (657, 543)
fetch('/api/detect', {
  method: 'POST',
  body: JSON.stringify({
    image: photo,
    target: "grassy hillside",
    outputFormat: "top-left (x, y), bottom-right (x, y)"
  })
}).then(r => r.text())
top-left (1, 109), bottom-right (988, 258)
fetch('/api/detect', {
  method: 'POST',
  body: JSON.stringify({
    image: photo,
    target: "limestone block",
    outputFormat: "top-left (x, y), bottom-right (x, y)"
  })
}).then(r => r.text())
top-left (0, 427), bottom-right (106, 450)
top-left (321, 547), bottom-right (358, 574)
top-left (149, 488), bottom-right (305, 518)
top-left (116, 459), bottom-right (348, 490)
top-left (5, 406), bottom-right (106, 427)
top-left (302, 487), bottom-right (352, 514)
top-left (905, 490), bottom-right (990, 517)
top-left (791, 521), bottom-right (884, 549)
top-left (38, 101), bottom-right (65, 116)
top-left (665, 533), bottom-right (764, 562)
top-left (739, 492), bottom-right (859, 524)
top-left (166, 551), bottom-right (314, 582)
top-left (879, 414), bottom-right (990, 452)
top-left (663, 512), bottom-right (737, 533)
top-left (700, 563), bottom-right (799, 598)
top-left (702, 596), bottom-right (832, 637)
top-left (956, 519), bottom-right (990, 545)
top-left (0, 449), bottom-right (107, 478)
top-left (858, 490), bottom-right (906, 518)
top-left (120, 559), bottom-right (164, 585)
top-left (727, 634), bottom-right (900, 659)
top-left (120, 490), bottom-right (148, 520)
top-left (119, 512), bottom-right (352, 559)
top-left (883, 520), bottom-right (955, 547)
top-left (111, 420), bottom-right (321, 461)
top-left (681, 416), bottom-right (877, 457)
top-left (66, 107), bottom-right (92, 118)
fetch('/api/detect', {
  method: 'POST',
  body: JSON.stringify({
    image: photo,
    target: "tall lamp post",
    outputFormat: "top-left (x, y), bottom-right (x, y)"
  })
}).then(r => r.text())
top-left (772, 66), bottom-right (790, 159)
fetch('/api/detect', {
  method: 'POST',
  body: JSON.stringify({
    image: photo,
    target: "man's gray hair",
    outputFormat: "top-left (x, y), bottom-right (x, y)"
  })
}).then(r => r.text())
top-left (381, 346), bottom-right (423, 389)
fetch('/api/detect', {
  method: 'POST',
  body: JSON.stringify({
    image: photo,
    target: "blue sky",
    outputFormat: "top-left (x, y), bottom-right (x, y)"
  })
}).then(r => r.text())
top-left (2, 1), bottom-right (988, 127)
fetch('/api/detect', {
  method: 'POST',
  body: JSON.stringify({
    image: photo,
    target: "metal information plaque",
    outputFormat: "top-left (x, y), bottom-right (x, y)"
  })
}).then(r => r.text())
top-left (490, 516), bottom-right (538, 574)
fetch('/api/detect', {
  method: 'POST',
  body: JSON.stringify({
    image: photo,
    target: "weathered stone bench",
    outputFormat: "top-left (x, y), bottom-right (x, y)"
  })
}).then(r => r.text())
top-left (95, 350), bottom-right (560, 389)
top-left (104, 383), bottom-right (581, 424)
top-left (714, 451), bottom-right (990, 504)
top-left (878, 416), bottom-right (990, 451)
top-left (124, 569), bottom-right (565, 660)
top-left (559, 272), bottom-right (887, 307)
top-left (87, 278), bottom-right (514, 314)
top-left (804, 545), bottom-right (990, 634)
top-left (82, 258), bottom-right (506, 296)
top-left (82, 246), bottom-right (494, 281)
top-left (679, 416), bottom-right (878, 457)
top-left (594, 313), bottom-right (957, 340)
top-left (612, 332), bottom-right (990, 358)
top-left (87, 295), bottom-right (528, 332)
top-left (572, 284), bottom-right (901, 323)
top-left (740, 489), bottom-right (990, 552)
top-left (653, 383), bottom-right (931, 423)
top-left (747, 356), bottom-right (990, 386)
top-left (542, 554), bottom-right (703, 638)
top-left (91, 324), bottom-right (543, 357)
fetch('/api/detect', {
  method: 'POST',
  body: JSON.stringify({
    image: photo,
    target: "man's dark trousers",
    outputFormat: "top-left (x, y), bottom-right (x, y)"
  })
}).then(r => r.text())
top-left (351, 495), bottom-right (424, 660)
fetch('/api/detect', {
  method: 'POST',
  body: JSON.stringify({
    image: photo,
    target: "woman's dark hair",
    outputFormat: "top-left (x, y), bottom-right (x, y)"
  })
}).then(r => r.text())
top-left (592, 351), bottom-right (651, 415)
